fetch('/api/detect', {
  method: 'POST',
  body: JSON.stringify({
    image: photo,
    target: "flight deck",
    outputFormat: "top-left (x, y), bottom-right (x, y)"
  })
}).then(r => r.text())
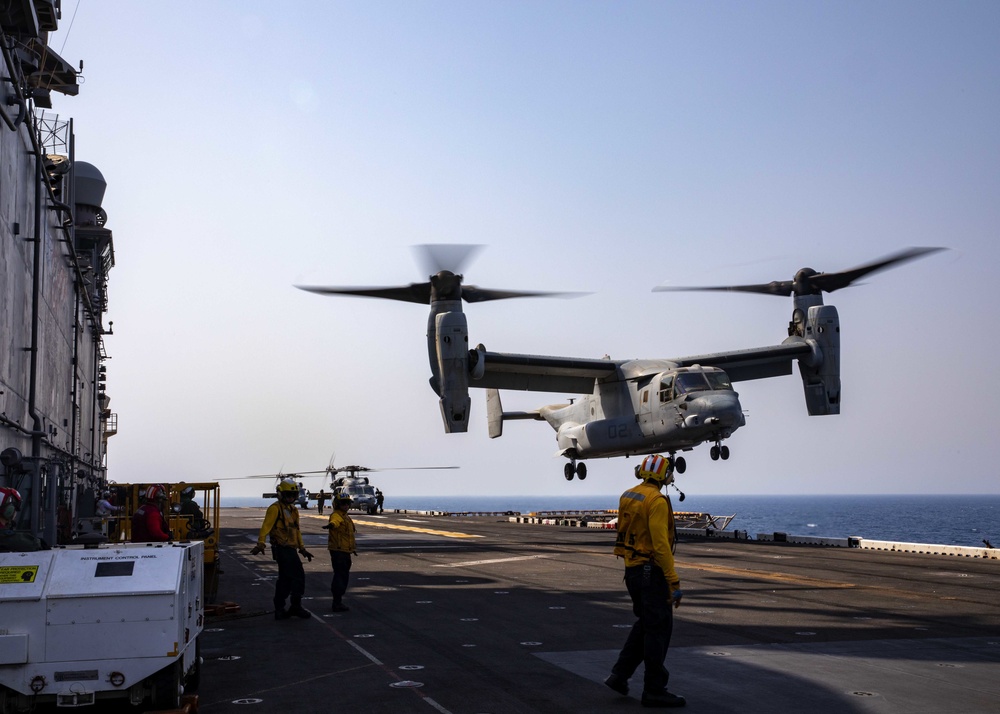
top-left (193, 508), bottom-right (998, 714)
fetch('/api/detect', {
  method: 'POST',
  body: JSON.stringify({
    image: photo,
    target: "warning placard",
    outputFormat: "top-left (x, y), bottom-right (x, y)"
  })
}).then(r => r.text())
top-left (0, 566), bottom-right (38, 584)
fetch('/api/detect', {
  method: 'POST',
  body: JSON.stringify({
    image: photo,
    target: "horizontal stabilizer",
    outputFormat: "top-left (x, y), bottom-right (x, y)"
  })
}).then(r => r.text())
top-left (486, 388), bottom-right (544, 439)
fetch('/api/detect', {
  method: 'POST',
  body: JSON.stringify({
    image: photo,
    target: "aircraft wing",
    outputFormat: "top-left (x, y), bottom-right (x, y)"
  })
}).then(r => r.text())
top-left (470, 349), bottom-right (620, 394)
top-left (471, 339), bottom-right (815, 393)
top-left (668, 340), bottom-right (814, 382)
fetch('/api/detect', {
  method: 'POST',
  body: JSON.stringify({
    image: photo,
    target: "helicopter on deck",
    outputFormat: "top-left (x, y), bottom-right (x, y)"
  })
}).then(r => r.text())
top-left (232, 457), bottom-right (458, 514)
top-left (291, 458), bottom-right (459, 514)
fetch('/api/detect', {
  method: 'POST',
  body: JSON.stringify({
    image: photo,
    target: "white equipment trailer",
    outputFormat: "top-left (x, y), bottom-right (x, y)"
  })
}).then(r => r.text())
top-left (0, 541), bottom-right (203, 712)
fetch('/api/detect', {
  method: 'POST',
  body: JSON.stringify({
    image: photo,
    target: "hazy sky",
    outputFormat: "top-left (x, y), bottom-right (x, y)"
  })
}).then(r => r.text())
top-left (53, 1), bottom-right (998, 497)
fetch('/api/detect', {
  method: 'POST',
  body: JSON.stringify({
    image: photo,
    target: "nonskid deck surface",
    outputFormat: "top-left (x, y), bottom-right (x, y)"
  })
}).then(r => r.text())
top-left (193, 508), bottom-right (999, 714)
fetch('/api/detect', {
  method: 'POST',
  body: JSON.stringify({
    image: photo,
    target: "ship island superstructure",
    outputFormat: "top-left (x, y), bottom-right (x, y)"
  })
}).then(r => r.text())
top-left (0, 2), bottom-right (116, 545)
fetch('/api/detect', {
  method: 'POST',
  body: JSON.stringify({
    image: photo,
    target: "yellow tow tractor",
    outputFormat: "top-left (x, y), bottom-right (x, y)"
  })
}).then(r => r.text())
top-left (116, 482), bottom-right (222, 601)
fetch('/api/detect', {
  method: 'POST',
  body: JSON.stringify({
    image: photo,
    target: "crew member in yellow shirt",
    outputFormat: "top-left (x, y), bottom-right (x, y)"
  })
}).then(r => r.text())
top-left (605, 454), bottom-right (685, 708)
top-left (251, 479), bottom-right (315, 620)
top-left (324, 491), bottom-right (357, 612)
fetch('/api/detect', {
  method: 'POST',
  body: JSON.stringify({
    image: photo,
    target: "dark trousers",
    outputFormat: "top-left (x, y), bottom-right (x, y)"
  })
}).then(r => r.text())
top-left (611, 563), bottom-right (674, 692)
top-left (272, 544), bottom-right (305, 611)
top-left (329, 550), bottom-right (352, 603)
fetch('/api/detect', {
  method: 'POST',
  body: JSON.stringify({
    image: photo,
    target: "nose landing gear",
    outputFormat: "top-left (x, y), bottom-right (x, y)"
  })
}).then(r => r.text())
top-left (563, 461), bottom-right (588, 481)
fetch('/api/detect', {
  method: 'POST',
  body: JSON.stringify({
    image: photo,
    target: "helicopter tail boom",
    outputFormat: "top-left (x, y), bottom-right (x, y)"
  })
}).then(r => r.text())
top-left (485, 388), bottom-right (545, 438)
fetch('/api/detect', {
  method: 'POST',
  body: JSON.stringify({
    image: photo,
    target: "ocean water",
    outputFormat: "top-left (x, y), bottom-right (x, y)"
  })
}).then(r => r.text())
top-left (221, 494), bottom-right (999, 548)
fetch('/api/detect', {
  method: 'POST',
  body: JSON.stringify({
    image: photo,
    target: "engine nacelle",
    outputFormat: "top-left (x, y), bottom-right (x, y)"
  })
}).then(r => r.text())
top-left (435, 310), bottom-right (471, 433)
top-left (798, 304), bottom-right (841, 415)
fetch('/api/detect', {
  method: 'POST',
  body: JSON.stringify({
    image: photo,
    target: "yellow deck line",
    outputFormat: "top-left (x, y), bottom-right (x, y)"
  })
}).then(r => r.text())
top-left (677, 560), bottom-right (856, 589)
top-left (350, 519), bottom-right (483, 539)
top-left (302, 513), bottom-right (482, 538)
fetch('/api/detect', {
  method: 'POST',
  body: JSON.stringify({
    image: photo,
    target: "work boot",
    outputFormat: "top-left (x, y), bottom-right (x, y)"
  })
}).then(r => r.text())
top-left (641, 689), bottom-right (686, 708)
top-left (604, 673), bottom-right (629, 696)
top-left (286, 605), bottom-right (312, 619)
top-left (274, 608), bottom-right (291, 620)
top-left (331, 602), bottom-right (349, 612)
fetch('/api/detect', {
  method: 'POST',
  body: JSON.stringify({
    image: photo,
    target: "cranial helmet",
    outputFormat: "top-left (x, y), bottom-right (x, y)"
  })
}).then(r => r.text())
top-left (180, 486), bottom-right (195, 500)
top-left (0, 487), bottom-right (21, 522)
top-left (143, 484), bottom-right (168, 502)
top-left (334, 491), bottom-right (353, 504)
top-left (276, 479), bottom-right (299, 501)
top-left (636, 454), bottom-right (673, 484)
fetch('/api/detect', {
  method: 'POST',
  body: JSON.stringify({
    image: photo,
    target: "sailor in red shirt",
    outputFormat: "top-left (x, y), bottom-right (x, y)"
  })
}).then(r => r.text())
top-left (131, 484), bottom-right (171, 542)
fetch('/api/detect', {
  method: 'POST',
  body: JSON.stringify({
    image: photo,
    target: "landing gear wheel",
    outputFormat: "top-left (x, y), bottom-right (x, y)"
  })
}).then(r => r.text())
top-left (720, 445), bottom-right (730, 460)
top-left (576, 462), bottom-right (587, 480)
top-left (564, 463), bottom-right (575, 481)
top-left (674, 456), bottom-right (686, 474)
top-left (710, 445), bottom-right (720, 461)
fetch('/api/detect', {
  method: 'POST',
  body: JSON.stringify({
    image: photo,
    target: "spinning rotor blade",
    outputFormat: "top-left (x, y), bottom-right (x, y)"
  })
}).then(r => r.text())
top-left (462, 285), bottom-right (583, 303)
top-left (806, 247), bottom-right (946, 293)
top-left (654, 247), bottom-right (945, 297)
top-left (219, 465), bottom-right (460, 481)
top-left (414, 244), bottom-right (484, 277)
top-left (297, 244), bottom-right (585, 305)
top-left (215, 469), bottom-right (327, 481)
top-left (296, 283), bottom-right (431, 304)
top-left (376, 466), bottom-right (461, 472)
top-left (214, 474), bottom-right (282, 481)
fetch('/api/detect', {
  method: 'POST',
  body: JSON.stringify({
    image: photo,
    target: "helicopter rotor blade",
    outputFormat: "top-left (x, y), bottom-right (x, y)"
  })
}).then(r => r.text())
top-left (214, 474), bottom-right (282, 481)
top-left (414, 244), bottom-right (484, 277)
top-left (462, 285), bottom-right (587, 303)
top-left (216, 469), bottom-right (330, 481)
top-left (374, 466), bottom-right (461, 472)
top-left (295, 283), bottom-right (431, 304)
top-left (297, 244), bottom-right (584, 305)
top-left (653, 247), bottom-right (945, 297)
top-left (218, 464), bottom-right (460, 482)
top-left (807, 247), bottom-right (946, 293)
top-left (653, 282), bottom-right (793, 297)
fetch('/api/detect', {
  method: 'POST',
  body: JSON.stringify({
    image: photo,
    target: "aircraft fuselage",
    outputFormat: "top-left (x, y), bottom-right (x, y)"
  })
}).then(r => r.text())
top-left (542, 365), bottom-right (746, 459)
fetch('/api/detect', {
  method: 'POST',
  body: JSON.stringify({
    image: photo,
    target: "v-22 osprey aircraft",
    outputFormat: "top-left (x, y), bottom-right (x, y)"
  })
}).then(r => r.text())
top-left (298, 245), bottom-right (943, 481)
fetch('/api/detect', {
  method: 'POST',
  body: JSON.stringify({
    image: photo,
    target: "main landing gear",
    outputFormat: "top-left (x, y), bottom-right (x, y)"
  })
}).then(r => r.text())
top-left (564, 461), bottom-right (587, 481)
top-left (709, 443), bottom-right (730, 461)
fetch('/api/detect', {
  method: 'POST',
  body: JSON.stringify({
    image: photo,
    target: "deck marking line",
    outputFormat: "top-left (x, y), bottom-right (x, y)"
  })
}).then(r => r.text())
top-left (352, 519), bottom-right (483, 539)
top-left (345, 638), bottom-right (383, 665)
top-left (318, 618), bottom-right (455, 714)
top-left (679, 559), bottom-right (997, 605)
top-left (678, 561), bottom-right (856, 589)
top-left (421, 697), bottom-right (454, 714)
top-left (435, 554), bottom-right (550, 568)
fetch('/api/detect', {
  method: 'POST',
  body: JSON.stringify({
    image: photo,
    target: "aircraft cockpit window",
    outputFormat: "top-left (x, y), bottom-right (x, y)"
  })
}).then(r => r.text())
top-left (658, 377), bottom-right (673, 402)
top-left (674, 373), bottom-right (711, 395)
top-left (706, 371), bottom-right (733, 390)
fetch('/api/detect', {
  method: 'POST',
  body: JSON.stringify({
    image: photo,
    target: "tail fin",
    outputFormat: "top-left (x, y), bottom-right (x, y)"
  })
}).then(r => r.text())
top-left (486, 388), bottom-right (504, 438)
